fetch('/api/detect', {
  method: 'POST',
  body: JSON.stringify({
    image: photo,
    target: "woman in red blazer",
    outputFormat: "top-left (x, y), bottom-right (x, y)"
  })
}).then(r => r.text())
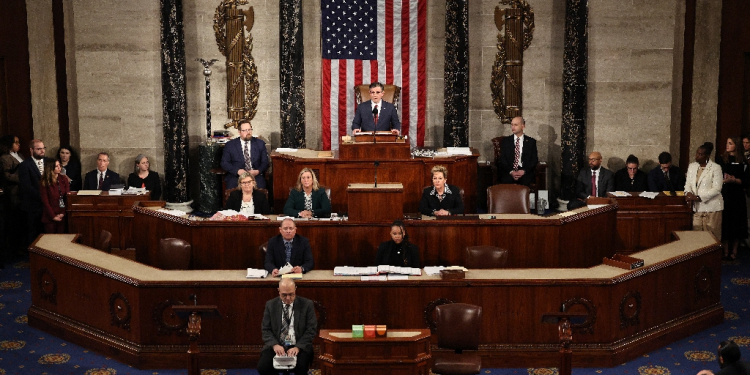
top-left (40, 158), bottom-right (70, 234)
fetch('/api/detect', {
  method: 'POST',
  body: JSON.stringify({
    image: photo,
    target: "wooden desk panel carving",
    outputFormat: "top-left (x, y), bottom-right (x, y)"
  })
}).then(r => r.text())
top-left (67, 192), bottom-right (150, 250)
top-left (28, 232), bottom-right (723, 369)
top-left (608, 193), bottom-right (692, 253)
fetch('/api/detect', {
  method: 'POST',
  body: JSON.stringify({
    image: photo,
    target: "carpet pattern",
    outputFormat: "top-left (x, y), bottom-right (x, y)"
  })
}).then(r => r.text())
top-left (0, 255), bottom-right (745, 375)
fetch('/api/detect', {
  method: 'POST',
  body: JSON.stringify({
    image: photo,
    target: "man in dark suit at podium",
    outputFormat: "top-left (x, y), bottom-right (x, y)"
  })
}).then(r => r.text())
top-left (83, 152), bottom-right (120, 190)
top-left (351, 82), bottom-right (401, 135)
top-left (220, 119), bottom-right (269, 189)
top-left (257, 278), bottom-right (317, 375)
top-left (264, 218), bottom-right (315, 277)
top-left (498, 116), bottom-right (539, 186)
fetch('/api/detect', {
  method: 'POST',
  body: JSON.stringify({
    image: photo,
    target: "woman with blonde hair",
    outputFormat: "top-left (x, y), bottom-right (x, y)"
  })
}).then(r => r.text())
top-left (127, 154), bottom-right (162, 200)
top-left (224, 172), bottom-right (271, 215)
top-left (419, 165), bottom-right (464, 216)
top-left (40, 158), bottom-right (70, 234)
top-left (283, 168), bottom-right (331, 218)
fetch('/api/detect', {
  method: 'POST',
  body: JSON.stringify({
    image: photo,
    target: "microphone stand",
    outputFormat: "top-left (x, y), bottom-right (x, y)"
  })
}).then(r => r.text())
top-left (374, 161), bottom-right (379, 188)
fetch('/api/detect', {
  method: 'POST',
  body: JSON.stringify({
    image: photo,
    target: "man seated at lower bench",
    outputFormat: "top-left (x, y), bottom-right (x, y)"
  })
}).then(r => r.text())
top-left (258, 278), bottom-right (317, 375)
top-left (264, 218), bottom-right (315, 276)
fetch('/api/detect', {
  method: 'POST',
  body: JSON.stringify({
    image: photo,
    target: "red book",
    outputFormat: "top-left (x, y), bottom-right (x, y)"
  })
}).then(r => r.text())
top-left (364, 325), bottom-right (376, 338)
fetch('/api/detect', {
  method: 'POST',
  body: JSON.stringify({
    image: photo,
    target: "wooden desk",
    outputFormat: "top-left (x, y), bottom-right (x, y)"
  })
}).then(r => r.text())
top-left (346, 183), bottom-right (404, 222)
top-left (319, 329), bottom-right (431, 375)
top-left (67, 191), bottom-right (150, 250)
top-left (608, 193), bottom-right (693, 253)
top-left (28, 231), bottom-right (723, 369)
top-left (270, 149), bottom-right (480, 214)
top-left (132, 202), bottom-right (617, 270)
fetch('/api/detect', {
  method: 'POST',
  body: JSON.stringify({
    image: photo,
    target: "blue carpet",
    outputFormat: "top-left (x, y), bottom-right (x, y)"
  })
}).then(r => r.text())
top-left (0, 253), bottom-right (746, 375)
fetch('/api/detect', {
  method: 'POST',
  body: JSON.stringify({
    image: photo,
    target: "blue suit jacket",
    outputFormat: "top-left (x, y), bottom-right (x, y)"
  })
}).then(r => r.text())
top-left (220, 137), bottom-right (269, 189)
top-left (351, 100), bottom-right (401, 132)
top-left (83, 169), bottom-right (121, 191)
top-left (264, 234), bottom-right (315, 274)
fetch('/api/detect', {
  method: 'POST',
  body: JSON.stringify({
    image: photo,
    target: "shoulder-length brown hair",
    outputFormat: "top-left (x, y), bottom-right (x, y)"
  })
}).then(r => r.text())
top-left (722, 137), bottom-right (746, 165)
top-left (41, 158), bottom-right (69, 188)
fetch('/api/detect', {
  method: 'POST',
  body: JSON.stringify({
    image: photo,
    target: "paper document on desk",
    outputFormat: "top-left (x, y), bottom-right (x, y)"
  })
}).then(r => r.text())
top-left (335, 266), bottom-right (378, 276)
top-left (273, 354), bottom-right (296, 370)
top-left (76, 190), bottom-right (102, 196)
top-left (246, 268), bottom-right (268, 278)
top-left (123, 187), bottom-right (148, 195)
top-left (423, 266), bottom-right (445, 276)
top-left (387, 274), bottom-right (409, 281)
top-left (361, 275), bottom-right (387, 281)
top-left (610, 191), bottom-right (632, 197)
top-left (446, 147), bottom-right (472, 155)
top-left (639, 192), bottom-right (660, 199)
top-left (377, 265), bottom-right (421, 276)
top-left (275, 148), bottom-right (298, 152)
top-left (277, 262), bottom-right (294, 275)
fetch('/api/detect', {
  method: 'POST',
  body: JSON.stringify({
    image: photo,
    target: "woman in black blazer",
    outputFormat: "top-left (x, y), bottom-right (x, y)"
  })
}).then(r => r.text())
top-left (419, 165), bottom-right (464, 216)
top-left (283, 167), bottom-right (331, 218)
top-left (375, 220), bottom-right (420, 267)
top-left (224, 172), bottom-right (271, 215)
top-left (57, 145), bottom-right (82, 191)
top-left (127, 154), bottom-right (162, 200)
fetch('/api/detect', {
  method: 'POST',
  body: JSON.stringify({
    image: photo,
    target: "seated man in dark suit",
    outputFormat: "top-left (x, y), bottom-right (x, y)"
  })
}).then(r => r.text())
top-left (264, 218), bottom-right (315, 277)
top-left (83, 152), bottom-right (121, 190)
top-left (497, 116), bottom-right (538, 186)
top-left (220, 119), bottom-right (270, 189)
top-left (647, 151), bottom-right (685, 193)
top-left (351, 82), bottom-right (401, 135)
top-left (258, 278), bottom-right (317, 375)
top-left (567, 151), bottom-right (615, 210)
top-left (614, 154), bottom-right (647, 192)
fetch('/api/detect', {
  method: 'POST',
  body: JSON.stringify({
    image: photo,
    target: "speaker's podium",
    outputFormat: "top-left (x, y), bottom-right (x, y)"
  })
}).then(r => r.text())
top-left (339, 132), bottom-right (410, 159)
top-left (347, 183), bottom-right (404, 222)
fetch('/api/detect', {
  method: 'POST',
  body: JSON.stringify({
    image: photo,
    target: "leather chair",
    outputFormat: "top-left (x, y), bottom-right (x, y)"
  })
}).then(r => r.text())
top-left (157, 238), bottom-right (192, 270)
top-left (354, 84), bottom-right (401, 112)
top-left (95, 230), bottom-right (112, 254)
top-left (259, 241), bottom-right (268, 254)
top-left (464, 246), bottom-right (508, 269)
top-left (487, 184), bottom-right (530, 214)
top-left (432, 303), bottom-right (482, 375)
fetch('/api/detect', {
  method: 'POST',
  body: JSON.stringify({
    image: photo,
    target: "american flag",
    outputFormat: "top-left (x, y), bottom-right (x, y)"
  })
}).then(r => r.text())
top-left (321, 0), bottom-right (426, 150)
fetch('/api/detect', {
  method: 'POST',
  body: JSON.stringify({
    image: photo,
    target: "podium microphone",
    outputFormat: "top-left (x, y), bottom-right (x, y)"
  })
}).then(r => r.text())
top-left (374, 161), bottom-right (380, 188)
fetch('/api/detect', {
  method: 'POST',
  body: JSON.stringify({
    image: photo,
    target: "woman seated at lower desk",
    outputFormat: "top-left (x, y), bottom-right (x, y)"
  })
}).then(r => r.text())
top-left (224, 172), bottom-right (271, 215)
top-left (375, 220), bottom-right (420, 267)
top-left (283, 167), bottom-right (331, 218)
top-left (419, 165), bottom-right (464, 216)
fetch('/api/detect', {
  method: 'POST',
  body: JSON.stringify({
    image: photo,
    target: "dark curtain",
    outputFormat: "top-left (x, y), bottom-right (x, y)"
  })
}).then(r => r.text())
top-left (560, 0), bottom-right (588, 201)
top-left (443, 0), bottom-right (470, 147)
top-left (279, 0), bottom-right (306, 148)
top-left (160, 0), bottom-right (189, 203)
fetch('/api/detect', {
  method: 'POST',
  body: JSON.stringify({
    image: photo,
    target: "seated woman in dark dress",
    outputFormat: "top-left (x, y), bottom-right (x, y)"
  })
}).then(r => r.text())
top-left (418, 165), bottom-right (464, 216)
top-left (614, 154), bottom-right (647, 192)
top-left (57, 145), bottom-right (82, 191)
top-left (127, 154), bottom-right (162, 200)
top-left (224, 172), bottom-right (271, 215)
top-left (283, 167), bottom-right (331, 218)
top-left (375, 220), bottom-right (420, 267)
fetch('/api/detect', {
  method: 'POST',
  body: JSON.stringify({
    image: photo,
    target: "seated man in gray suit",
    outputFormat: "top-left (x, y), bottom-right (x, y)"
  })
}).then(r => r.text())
top-left (257, 279), bottom-right (317, 375)
top-left (351, 82), bottom-right (401, 135)
top-left (567, 151), bottom-right (615, 210)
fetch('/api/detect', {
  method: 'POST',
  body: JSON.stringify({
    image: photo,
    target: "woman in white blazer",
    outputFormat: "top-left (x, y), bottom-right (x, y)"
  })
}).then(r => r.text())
top-left (684, 142), bottom-right (724, 241)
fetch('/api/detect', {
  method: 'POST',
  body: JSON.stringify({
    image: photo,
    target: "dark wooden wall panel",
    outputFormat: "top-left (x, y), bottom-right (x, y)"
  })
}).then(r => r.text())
top-left (717, 0), bottom-right (750, 143)
top-left (0, 0), bottom-right (33, 150)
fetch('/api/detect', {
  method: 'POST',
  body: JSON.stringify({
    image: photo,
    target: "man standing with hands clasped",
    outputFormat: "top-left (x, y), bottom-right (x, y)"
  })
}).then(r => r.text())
top-left (498, 116), bottom-right (539, 186)
top-left (257, 279), bottom-right (317, 375)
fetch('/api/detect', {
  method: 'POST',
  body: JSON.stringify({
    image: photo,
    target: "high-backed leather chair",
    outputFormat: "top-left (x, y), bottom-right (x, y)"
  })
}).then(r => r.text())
top-left (487, 184), bottom-right (530, 214)
top-left (259, 241), bottom-right (268, 254)
top-left (464, 246), bottom-right (508, 269)
top-left (157, 238), bottom-right (192, 270)
top-left (432, 303), bottom-right (482, 375)
top-left (354, 84), bottom-right (401, 112)
top-left (95, 230), bottom-right (112, 254)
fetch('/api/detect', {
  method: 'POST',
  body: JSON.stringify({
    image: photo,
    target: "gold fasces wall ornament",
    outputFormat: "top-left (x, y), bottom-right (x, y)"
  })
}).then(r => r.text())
top-left (491, 0), bottom-right (535, 124)
top-left (213, 0), bottom-right (260, 129)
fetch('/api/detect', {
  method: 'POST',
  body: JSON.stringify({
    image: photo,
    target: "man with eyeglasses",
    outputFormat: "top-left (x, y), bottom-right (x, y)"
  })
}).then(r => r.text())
top-left (351, 81), bottom-right (401, 135)
top-left (18, 139), bottom-right (48, 247)
top-left (257, 278), bottom-right (317, 375)
top-left (220, 119), bottom-right (269, 189)
top-left (568, 151), bottom-right (615, 210)
top-left (614, 154), bottom-right (647, 192)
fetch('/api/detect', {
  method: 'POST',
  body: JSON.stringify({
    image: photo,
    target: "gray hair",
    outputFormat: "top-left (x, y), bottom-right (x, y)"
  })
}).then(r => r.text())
top-left (134, 154), bottom-right (149, 174)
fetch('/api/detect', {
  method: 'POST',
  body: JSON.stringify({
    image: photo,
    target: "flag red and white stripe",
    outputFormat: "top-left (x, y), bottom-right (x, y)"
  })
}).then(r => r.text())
top-left (321, 0), bottom-right (426, 150)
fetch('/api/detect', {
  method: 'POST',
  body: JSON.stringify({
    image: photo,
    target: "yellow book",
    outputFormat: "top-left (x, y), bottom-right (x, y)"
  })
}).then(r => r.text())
top-left (281, 273), bottom-right (303, 279)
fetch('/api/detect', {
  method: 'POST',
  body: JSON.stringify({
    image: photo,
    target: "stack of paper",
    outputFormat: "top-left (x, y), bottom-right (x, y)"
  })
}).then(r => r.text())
top-left (377, 265), bottom-right (421, 276)
top-left (423, 266), bottom-right (445, 276)
top-left (246, 268), bottom-right (268, 278)
top-left (610, 191), bottom-right (632, 197)
top-left (361, 275), bottom-right (387, 281)
top-left (334, 266), bottom-right (378, 276)
top-left (639, 192), bottom-right (660, 199)
top-left (123, 187), bottom-right (148, 195)
top-left (108, 188), bottom-right (123, 196)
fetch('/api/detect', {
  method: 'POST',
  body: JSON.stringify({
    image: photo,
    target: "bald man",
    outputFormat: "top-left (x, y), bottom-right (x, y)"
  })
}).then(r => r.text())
top-left (568, 151), bottom-right (615, 210)
top-left (258, 279), bottom-right (317, 375)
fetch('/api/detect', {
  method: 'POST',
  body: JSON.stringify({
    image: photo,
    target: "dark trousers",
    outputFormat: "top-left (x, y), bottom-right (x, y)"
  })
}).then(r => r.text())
top-left (257, 347), bottom-right (312, 375)
top-left (24, 209), bottom-right (43, 249)
top-left (499, 171), bottom-right (535, 186)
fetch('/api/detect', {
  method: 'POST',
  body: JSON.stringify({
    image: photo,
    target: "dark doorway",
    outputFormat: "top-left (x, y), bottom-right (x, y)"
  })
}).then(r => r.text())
top-left (0, 0), bottom-right (33, 156)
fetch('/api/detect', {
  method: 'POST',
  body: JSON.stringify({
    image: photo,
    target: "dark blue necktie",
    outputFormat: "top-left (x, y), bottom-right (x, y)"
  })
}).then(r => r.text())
top-left (284, 241), bottom-right (292, 263)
